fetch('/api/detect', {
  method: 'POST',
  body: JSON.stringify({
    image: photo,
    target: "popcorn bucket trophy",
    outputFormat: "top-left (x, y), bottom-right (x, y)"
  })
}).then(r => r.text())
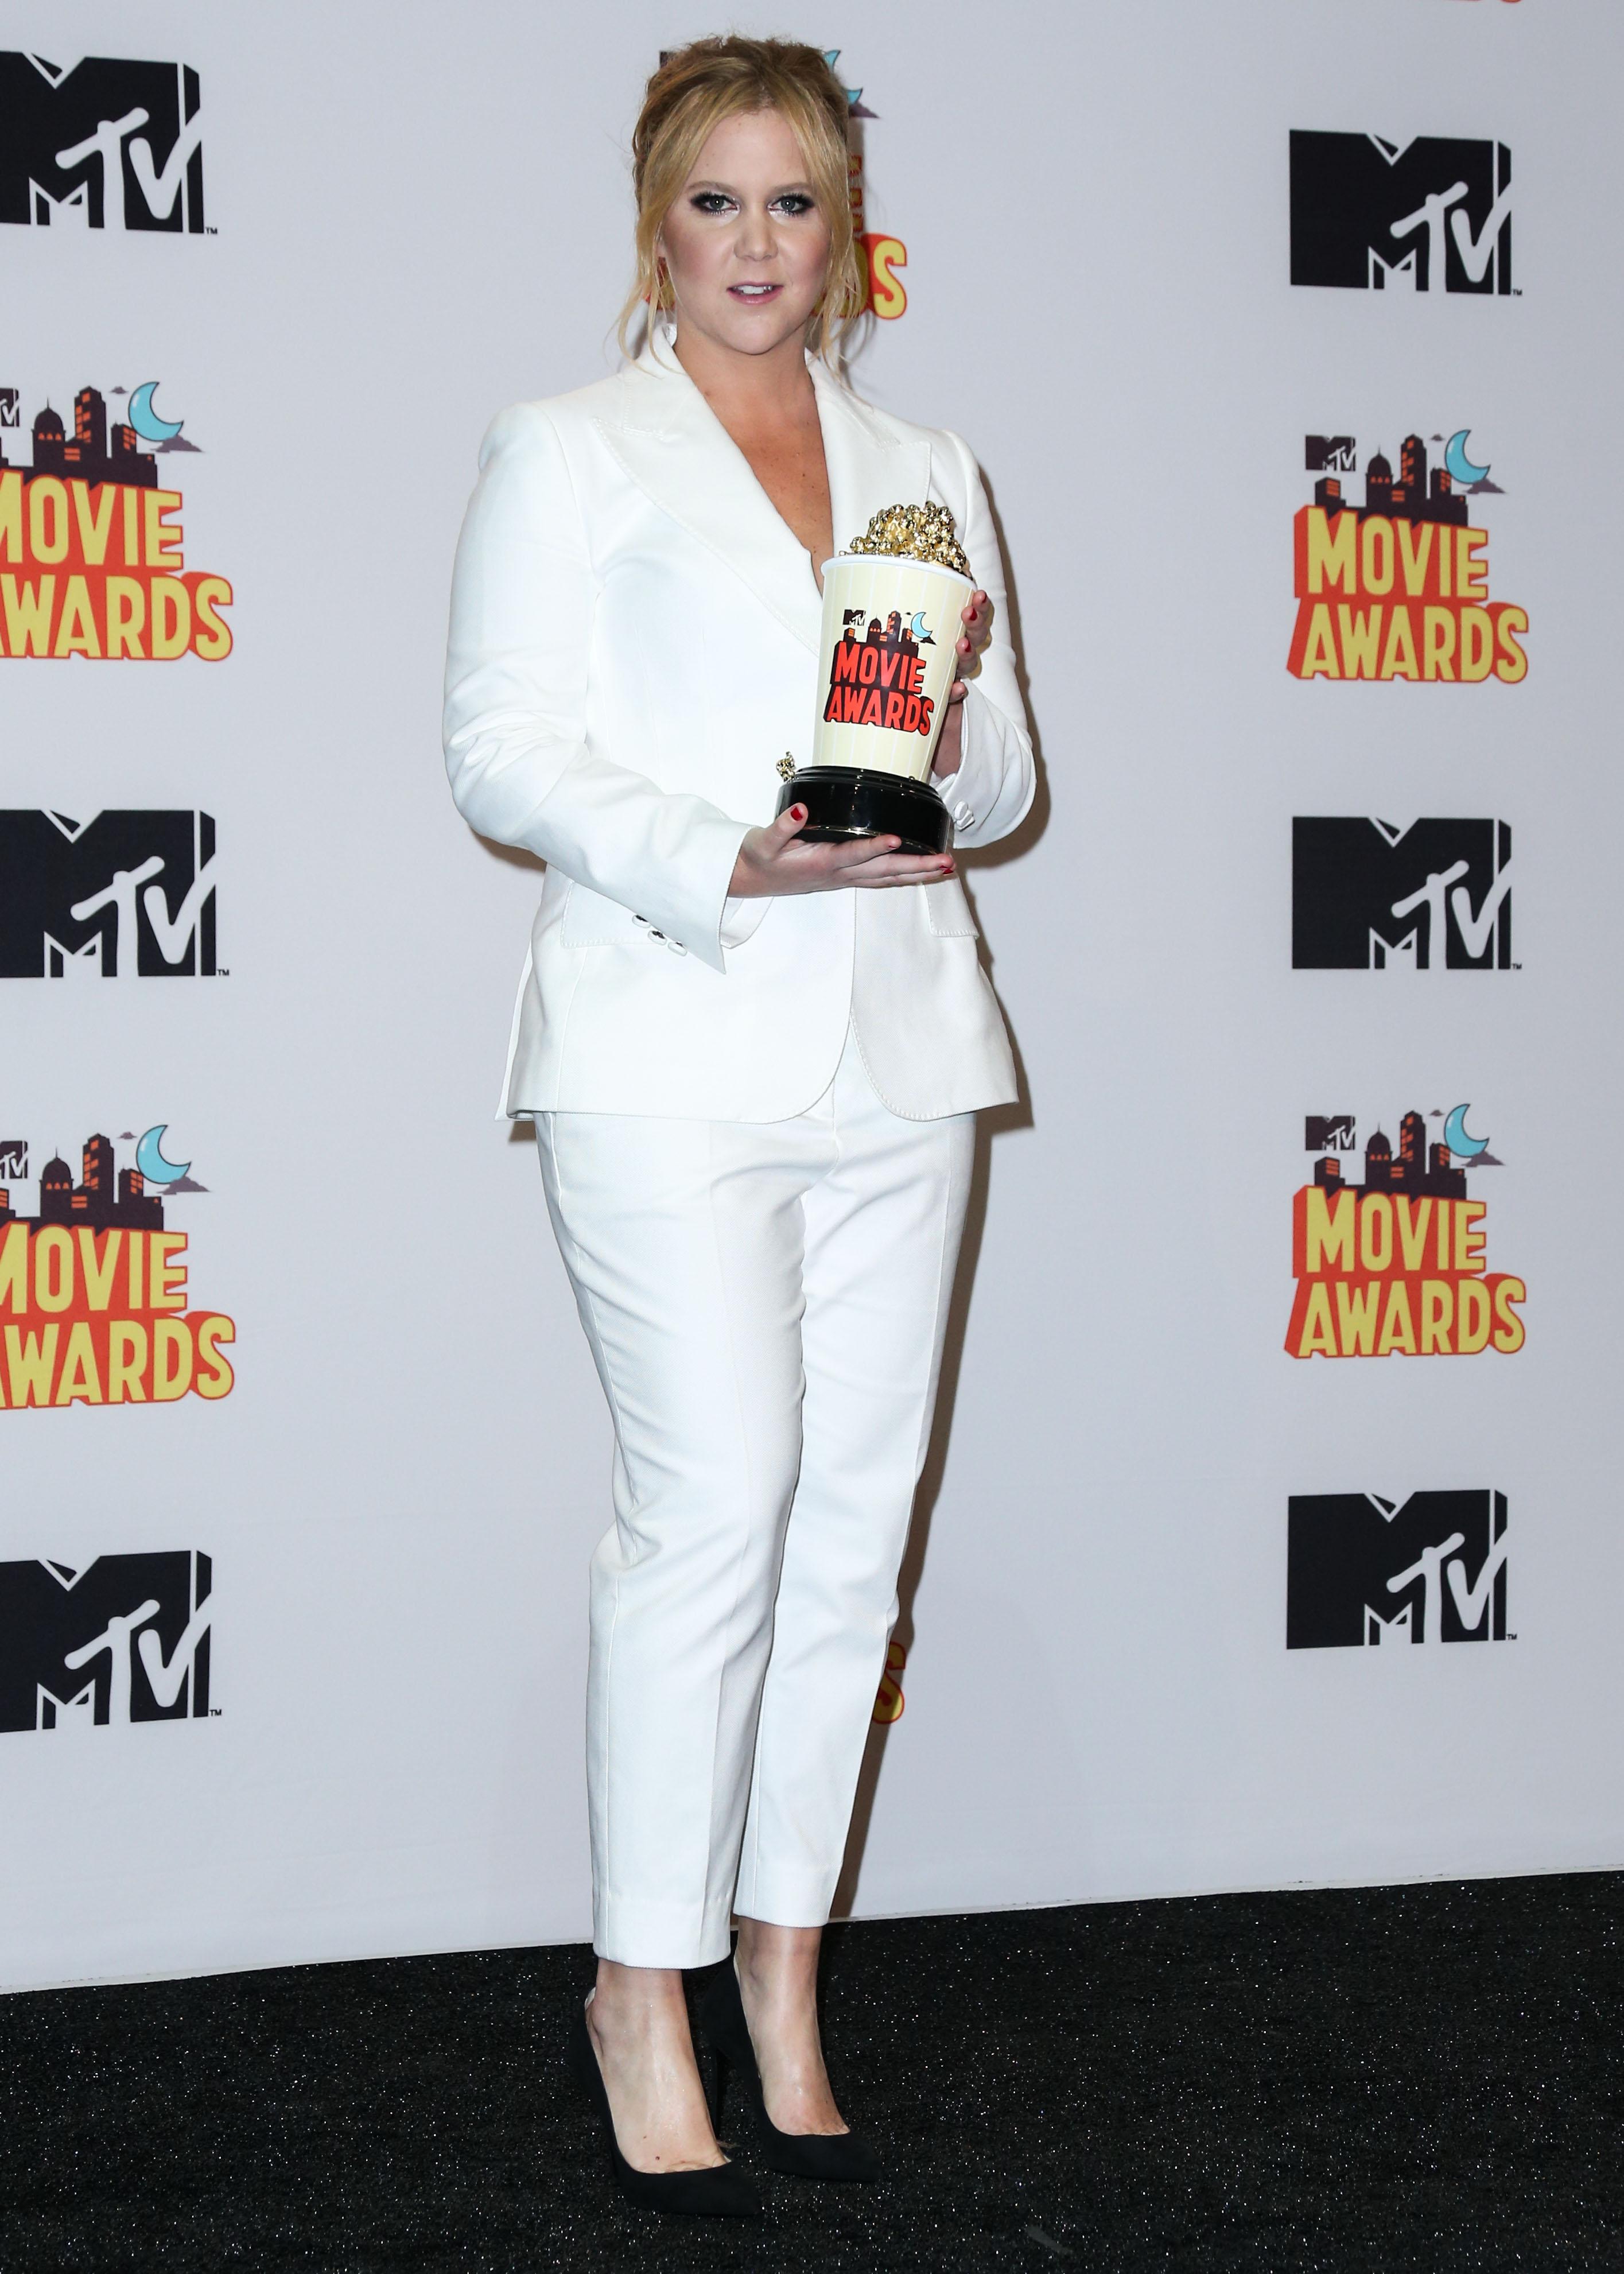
top-left (776, 503), bottom-right (974, 857)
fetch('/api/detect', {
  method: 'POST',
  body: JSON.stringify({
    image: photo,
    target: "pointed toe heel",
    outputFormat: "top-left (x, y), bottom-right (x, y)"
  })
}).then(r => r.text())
top-left (568, 1997), bottom-right (763, 2219)
top-left (697, 1960), bottom-right (881, 2184)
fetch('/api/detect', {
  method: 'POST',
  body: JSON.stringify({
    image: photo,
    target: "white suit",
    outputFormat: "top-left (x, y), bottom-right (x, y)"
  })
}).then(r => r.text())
top-left (445, 336), bottom-right (1034, 1963)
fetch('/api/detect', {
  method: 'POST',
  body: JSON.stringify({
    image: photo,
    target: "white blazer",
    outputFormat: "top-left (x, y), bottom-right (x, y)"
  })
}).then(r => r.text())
top-left (443, 338), bottom-right (1035, 1123)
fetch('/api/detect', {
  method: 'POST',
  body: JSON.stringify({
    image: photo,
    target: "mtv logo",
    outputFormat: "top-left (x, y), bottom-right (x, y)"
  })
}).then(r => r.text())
top-left (1306, 1115), bottom-right (1355, 1152)
top-left (0, 810), bottom-right (217, 977)
top-left (1293, 818), bottom-right (1513, 971)
top-left (0, 53), bottom-right (204, 231)
top-left (1290, 132), bottom-right (1512, 294)
top-left (1288, 1492), bottom-right (1509, 1647)
top-left (1305, 435), bottom-right (1356, 474)
top-left (0, 1551), bottom-right (212, 1729)
top-left (0, 386), bottom-right (18, 426)
top-left (0, 1139), bottom-right (26, 1179)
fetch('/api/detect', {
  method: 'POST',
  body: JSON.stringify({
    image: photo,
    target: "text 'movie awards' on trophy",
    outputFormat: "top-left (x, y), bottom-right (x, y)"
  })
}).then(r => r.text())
top-left (776, 502), bottom-right (974, 856)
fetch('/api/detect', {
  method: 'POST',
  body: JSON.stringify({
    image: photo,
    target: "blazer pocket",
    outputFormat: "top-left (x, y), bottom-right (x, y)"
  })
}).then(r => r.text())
top-left (924, 875), bottom-right (980, 940)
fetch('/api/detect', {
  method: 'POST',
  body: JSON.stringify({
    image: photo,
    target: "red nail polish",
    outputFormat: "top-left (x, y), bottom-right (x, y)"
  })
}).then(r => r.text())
top-left (790, 804), bottom-right (807, 821)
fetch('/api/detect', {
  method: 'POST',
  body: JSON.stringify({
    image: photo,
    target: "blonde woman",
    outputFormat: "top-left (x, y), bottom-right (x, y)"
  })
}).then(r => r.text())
top-left (445, 36), bottom-right (1034, 2217)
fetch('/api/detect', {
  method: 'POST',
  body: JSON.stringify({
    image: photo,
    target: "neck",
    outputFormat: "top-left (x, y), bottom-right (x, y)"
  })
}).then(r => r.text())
top-left (670, 322), bottom-right (817, 430)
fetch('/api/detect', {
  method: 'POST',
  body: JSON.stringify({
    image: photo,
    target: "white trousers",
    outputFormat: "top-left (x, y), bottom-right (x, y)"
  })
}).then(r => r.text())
top-left (537, 1027), bottom-right (973, 1967)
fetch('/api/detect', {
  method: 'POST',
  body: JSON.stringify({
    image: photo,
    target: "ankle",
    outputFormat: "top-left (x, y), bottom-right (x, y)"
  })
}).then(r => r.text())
top-left (733, 1920), bottom-right (823, 2002)
top-left (589, 1962), bottom-right (689, 2048)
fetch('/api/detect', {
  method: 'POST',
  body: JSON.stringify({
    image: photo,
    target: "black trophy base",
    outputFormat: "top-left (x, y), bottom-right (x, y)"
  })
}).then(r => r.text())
top-left (776, 766), bottom-right (953, 856)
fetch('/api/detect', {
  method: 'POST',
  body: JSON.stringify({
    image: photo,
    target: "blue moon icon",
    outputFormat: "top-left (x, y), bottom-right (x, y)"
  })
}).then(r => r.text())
top-left (909, 610), bottom-right (934, 644)
top-left (135, 1124), bottom-right (191, 1186)
top-left (127, 381), bottom-right (184, 445)
top-left (1443, 1103), bottom-right (1489, 1160)
top-left (1444, 429), bottom-right (1490, 488)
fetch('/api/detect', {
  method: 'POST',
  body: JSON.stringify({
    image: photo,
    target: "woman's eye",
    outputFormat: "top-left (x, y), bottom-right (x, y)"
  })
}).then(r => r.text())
top-left (690, 192), bottom-right (735, 215)
top-left (771, 193), bottom-right (816, 217)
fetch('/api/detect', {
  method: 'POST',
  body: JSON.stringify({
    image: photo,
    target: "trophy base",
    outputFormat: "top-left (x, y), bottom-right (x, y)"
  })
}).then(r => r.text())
top-left (776, 767), bottom-right (953, 856)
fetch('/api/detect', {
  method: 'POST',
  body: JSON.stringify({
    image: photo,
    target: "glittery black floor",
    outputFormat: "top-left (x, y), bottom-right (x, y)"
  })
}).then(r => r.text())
top-left (4, 1874), bottom-right (1621, 2272)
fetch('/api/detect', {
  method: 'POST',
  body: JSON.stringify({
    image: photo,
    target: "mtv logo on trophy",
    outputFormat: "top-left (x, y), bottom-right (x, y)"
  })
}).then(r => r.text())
top-left (776, 502), bottom-right (973, 855)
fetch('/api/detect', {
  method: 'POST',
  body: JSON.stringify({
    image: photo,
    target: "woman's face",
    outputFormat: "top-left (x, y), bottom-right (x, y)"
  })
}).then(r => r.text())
top-left (656, 107), bottom-right (833, 361)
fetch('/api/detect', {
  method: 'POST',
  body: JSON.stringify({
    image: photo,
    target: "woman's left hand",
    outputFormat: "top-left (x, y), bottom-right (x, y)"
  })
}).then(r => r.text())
top-left (930, 589), bottom-right (992, 781)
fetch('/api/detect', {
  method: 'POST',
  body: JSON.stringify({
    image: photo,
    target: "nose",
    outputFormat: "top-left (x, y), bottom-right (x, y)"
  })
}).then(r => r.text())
top-left (735, 204), bottom-right (778, 263)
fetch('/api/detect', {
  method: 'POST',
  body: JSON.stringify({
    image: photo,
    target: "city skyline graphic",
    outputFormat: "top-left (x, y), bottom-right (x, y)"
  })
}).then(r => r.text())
top-left (1307, 432), bottom-right (1477, 529)
top-left (0, 1132), bottom-right (166, 1232)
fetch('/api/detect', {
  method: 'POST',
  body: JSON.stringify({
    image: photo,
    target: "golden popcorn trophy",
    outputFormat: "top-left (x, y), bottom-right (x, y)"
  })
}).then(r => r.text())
top-left (776, 503), bottom-right (973, 856)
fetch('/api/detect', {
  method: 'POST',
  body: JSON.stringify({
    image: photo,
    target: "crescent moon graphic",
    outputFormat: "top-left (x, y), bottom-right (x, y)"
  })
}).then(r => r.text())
top-left (1443, 1103), bottom-right (1489, 1160)
top-left (1444, 428), bottom-right (1490, 487)
top-left (909, 610), bottom-right (933, 643)
top-left (135, 1124), bottom-right (191, 1186)
top-left (127, 381), bottom-right (184, 445)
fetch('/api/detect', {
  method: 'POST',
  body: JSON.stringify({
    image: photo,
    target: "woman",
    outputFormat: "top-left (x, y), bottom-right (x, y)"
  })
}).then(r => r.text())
top-left (444, 36), bottom-right (1034, 2218)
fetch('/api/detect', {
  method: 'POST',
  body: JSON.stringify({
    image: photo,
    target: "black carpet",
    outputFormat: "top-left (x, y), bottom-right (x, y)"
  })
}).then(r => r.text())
top-left (4, 1874), bottom-right (1622, 2272)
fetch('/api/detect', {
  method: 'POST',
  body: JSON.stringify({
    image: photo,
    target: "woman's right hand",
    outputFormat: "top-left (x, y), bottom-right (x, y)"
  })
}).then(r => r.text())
top-left (729, 805), bottom-right (954, 898)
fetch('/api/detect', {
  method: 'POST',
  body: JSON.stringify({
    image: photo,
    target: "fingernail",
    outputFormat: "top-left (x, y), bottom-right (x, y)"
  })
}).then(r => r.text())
top-left (791, 805), bottom-right (807, 821)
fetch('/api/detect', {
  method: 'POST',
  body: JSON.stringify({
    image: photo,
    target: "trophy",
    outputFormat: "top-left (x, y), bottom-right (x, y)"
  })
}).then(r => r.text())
top-left (776, 502), bottom-right (974, 856)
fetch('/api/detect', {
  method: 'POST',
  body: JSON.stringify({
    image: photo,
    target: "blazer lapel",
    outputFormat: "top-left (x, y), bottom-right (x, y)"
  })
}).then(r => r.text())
top-left (593, 340), bottom-right (825, 654)
top-left (593, 343), bottom-right (936, 654)
top-left (812, 362), bottom-right (933, 563)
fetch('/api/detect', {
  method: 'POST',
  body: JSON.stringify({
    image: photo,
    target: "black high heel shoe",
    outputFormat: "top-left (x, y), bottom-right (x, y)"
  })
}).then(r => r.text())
top-left (566, 1995), bottom-right (763, 2218)
top-left (695, 1957), bottom-right (881, 2183)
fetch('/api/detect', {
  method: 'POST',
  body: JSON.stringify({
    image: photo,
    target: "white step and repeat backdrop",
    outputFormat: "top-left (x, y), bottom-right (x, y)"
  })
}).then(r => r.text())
top-left (4, 0), bottom-right (1622, 1991)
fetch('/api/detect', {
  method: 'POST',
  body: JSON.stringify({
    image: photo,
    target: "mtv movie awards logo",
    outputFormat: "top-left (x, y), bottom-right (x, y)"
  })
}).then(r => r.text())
top-left (824, 606), bottom-right (938, 734)
top-left (0, 809), bottom-right (218, 976)
top-left (1292, 817), bottom-right (1513, 971)
top-left (1289, 430), bottom-right (1526, 683)
top-left (0, 1127), bottom-right (234, 1409)
top-left (0, 53), bottom-right (205, 231)
top-left (1288, 1106), bottom-right (1525, 1359)
top-left (1289, 132), bottom-right (1512, 293)
top-left (831, 51), bottom-right (907, 321)
top-left (1288, 1492), bottom-right (1510, 1648)
top-left (0, 1551), bottom-right (212, 1730)
top-left (0, 377), bottom-right (231, 661)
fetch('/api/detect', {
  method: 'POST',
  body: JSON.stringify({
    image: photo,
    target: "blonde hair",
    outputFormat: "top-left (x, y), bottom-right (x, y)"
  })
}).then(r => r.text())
top-left (617, 37), bottom-right (867, 364)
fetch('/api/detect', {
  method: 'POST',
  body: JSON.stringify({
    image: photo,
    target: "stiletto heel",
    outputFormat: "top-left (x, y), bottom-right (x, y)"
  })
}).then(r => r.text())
top-left (695, 1958), bottom-right (881, 2183)
top-left (567, 1995), bottom-right (763, 2218)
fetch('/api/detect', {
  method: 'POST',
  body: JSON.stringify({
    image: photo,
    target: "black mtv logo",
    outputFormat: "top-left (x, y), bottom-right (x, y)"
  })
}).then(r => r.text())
top-left (1290, 132), bottom-right (1512, 293)
top-left (0, 810), bottom-right (216, 977)
top-left (1306, 1115), bottom-right (1355, 1152)
top-left (1288, 1491), bottom-right (1508, 1647)
top-left (1306, 436), bottom-right (1355, 474)
top-left (0, 53), bottom-right (204, 231)
top-left (1293, 818), bottom-right (1512, 971)
top-left (0, 1552), bottom-right (212, 1730)
top-left (0, 386), bottom-right (18, 427)
top-left (0, 1139), bottom-right (26, 1178)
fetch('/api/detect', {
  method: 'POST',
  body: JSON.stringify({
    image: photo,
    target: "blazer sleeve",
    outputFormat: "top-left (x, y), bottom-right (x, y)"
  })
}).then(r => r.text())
top-left (939, 430), bottom-right (1036, 850)
top-left (443, 404), bottom-right (751, 973)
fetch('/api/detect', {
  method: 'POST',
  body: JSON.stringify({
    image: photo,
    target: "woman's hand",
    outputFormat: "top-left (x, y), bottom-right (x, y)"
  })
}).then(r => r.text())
top-left (931, 588), bottom-right (992, 782)
top-left (729, 806), bottom-right (954, 898)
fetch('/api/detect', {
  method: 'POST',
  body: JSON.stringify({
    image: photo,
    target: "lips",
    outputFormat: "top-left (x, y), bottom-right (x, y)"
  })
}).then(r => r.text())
top-left (729, 282), bottom-right (782, 300)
